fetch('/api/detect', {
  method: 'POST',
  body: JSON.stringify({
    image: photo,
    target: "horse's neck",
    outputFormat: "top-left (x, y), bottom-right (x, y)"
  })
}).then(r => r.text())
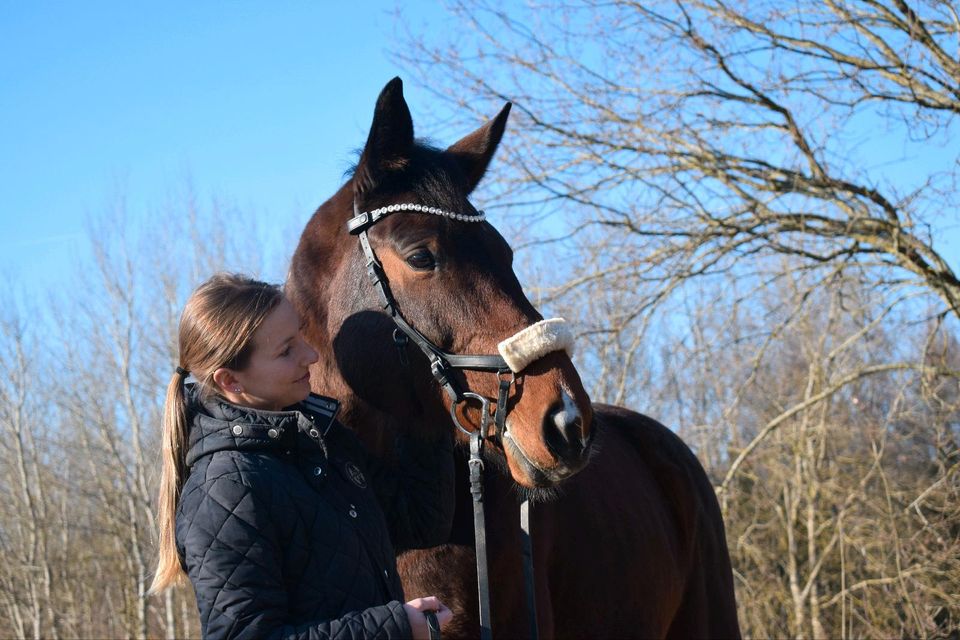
top-left (291, 183), bottom-right (520, 508)
top-left (313, 349), bottom-right (524, 552)
top-left (287, 183), bottom-right (353, 333)
top-left (308, 336), bottom-right (522, 531)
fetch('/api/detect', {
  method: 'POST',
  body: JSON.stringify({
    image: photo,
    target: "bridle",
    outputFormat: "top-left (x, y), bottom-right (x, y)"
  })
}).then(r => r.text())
top-left (347, 198), bottom-right (540, 640)
top-left (346, 199), bottom-right (515, 441)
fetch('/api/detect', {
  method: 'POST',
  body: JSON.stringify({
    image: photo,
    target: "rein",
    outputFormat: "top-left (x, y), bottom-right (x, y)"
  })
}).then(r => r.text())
top-left (347, 199), bottom-right (540, 640)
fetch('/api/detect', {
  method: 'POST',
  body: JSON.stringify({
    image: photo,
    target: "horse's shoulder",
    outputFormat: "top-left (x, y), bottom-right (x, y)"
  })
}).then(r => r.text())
top-left (592, 403), bottom-right (698, 466)
top-left (590, 403), bottom-right (719, 519)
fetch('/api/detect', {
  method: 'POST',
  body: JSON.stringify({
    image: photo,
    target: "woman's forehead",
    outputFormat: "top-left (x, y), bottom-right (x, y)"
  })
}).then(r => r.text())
top-left (254, 298), bottom-right (300, 345)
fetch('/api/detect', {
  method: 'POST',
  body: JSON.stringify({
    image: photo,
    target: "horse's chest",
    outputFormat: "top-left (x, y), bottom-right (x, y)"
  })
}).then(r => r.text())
top-left (536, 465), bottom-right (686, 638)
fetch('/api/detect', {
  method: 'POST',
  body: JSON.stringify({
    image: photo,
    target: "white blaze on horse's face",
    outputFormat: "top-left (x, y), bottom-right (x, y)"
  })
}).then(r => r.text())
top-left (552, 387), bottom-right (581, 434)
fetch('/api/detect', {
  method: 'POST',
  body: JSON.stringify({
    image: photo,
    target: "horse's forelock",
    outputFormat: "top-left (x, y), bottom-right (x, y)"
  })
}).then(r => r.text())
top-left (348, 143), bottom-right (470, 215)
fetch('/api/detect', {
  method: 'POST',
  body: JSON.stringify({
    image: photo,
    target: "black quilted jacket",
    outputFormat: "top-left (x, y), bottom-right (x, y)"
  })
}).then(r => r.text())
top-left (175, 386), bottom-right (455, 639)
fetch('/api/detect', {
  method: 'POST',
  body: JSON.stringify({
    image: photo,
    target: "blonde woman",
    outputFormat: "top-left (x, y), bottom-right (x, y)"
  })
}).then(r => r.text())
top-left (150, 273), bottom-right (453, 639)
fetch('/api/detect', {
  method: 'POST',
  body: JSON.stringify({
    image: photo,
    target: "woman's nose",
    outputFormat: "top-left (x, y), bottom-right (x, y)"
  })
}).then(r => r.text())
top-left (303, 341), bottom-right (319, 365)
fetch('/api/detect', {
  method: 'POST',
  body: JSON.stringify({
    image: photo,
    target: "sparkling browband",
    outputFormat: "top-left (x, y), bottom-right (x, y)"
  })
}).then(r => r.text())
top-left (348, 203), bottom-right (486, 234)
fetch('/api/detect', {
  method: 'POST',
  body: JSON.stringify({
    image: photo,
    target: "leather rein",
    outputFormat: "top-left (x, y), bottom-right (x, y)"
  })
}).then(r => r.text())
top-left (347, 199), bottom-right (539, 640)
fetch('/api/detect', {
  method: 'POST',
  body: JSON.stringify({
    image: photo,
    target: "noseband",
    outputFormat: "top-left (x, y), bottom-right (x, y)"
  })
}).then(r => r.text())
top-left (347, 198), bottom-right (569, 640)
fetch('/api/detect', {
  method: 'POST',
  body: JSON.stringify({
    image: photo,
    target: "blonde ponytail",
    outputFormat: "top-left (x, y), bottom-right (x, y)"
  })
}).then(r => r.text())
top-left (149, 370), bottom-right (191, 593)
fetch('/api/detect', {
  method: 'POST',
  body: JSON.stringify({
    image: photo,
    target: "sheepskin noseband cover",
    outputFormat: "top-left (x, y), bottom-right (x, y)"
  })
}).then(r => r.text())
top-left (497, 318), bottom-right (574, 373)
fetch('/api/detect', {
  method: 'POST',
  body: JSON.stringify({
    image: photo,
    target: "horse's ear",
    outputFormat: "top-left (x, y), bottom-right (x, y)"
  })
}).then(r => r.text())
top-left (446, 102), bottom-right (511, 194)
top-left (355, 77), bottom-right (415, 194)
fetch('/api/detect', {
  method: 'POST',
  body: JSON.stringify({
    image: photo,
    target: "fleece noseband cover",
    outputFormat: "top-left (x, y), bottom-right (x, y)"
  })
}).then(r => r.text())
top-left (497, 318), bottom-right (574, 374)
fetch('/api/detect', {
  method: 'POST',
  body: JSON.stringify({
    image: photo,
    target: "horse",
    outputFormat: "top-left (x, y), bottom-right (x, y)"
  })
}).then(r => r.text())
top-left (286, 77), bottom-right (741, 639)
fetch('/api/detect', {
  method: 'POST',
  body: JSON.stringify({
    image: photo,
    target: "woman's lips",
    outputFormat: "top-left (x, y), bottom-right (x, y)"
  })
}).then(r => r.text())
top-left (296, 371), bottom-right (310, 383)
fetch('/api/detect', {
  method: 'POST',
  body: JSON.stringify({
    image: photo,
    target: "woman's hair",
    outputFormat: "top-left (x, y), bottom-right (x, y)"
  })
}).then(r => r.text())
top-left (149, 273), bottom-right (284, 594)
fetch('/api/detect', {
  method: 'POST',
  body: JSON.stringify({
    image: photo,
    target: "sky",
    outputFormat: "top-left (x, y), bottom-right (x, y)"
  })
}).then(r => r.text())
top-left (0, 2), bottom-right (459, 289)
top-left (2, 2), bottom-right (957, 300)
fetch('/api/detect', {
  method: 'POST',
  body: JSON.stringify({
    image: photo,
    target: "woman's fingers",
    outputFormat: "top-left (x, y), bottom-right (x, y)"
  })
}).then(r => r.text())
top-left (406, 596), bottom-right (454, 628)
top-left (407, 596), bottom-right (441, 610)
top-left (435, 603), bottom-right (453, 627)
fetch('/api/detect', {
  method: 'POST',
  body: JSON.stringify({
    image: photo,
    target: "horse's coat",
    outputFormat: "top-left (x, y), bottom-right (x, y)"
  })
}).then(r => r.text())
top-left (287, 77), bottom-right (741, 639)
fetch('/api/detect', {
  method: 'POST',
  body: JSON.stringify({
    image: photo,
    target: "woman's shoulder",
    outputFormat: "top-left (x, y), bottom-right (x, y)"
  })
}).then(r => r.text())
top-left (174, 451), bottom-right (301, 563)
top-left (179, 450), bottom-right (297, 512)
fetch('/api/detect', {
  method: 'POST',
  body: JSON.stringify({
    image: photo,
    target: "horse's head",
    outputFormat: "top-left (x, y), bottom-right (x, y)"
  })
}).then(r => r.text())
top-left (290, 78), bottom-right (593, 489)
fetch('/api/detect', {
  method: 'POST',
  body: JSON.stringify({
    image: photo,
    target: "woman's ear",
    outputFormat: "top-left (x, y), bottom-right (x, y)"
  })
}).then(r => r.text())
top-left (213, 368), bottom-right (243, 395)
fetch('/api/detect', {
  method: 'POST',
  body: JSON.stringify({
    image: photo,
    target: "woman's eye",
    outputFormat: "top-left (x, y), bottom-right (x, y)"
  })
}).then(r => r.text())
top-left (405, 249), bottom-right (436, 271)
top-left (279, 346), bottom-right (292, 357)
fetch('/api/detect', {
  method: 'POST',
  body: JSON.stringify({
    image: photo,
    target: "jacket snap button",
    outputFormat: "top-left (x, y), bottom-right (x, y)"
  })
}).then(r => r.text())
top-left (383, 569), bottom-right (389, 579)
top-left (267, 428), bottom-right (279, 439)
top-left (309, 428), bottom-right (319, 438)
top-left (313, 466), bottom-right (323, 476)
top-left (232, 425), bottom-right (243, 436)
top-left (349, 508), bottom-right (358, 518)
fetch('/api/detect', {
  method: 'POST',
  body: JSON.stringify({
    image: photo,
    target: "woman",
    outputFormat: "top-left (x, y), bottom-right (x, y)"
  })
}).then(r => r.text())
top-left (149, 273), bottom-right (454, 639)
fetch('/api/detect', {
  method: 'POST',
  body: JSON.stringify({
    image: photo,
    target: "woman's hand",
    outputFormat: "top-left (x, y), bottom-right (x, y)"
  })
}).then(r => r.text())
top-left (404, 596), bottom-right (452, 640)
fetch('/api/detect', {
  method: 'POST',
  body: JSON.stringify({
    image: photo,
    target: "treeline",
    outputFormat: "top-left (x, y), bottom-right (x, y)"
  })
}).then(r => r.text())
top-left (0, 196), bottom-right (270, 639)
top-left (3, 1), bottom-right (960, 635)
top-left (3, 190), bottom-right (957, 640)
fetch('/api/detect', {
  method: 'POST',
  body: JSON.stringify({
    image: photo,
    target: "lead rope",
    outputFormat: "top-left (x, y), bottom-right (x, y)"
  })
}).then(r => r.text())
top-left (497, 373), bottom-right (538, 639)
top-left (495, 375), bottom-right (538, 638)
top-left (470, 427), bottom-right (493, 640)
top-left (520, 500), bottom-right (538, 640)
top-left (425, 610), bottom-right (441, 640)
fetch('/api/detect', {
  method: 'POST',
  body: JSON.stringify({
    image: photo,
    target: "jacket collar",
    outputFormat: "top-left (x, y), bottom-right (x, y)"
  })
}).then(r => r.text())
top-left (183, 383), bottom-right (341, 467)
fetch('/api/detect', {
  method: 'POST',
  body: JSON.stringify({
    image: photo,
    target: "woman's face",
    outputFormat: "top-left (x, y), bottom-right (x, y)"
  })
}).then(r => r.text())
top-left (222, 297), bottom-right (319, 411)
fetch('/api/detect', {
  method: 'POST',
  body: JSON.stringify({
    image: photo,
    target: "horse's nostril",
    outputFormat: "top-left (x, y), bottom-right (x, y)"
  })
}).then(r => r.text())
top-left (545, 402), bottom-right (587, 459)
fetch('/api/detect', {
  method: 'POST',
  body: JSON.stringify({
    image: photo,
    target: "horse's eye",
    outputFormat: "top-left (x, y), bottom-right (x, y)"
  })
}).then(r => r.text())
top-left (405, 249), bottom-right (436, 271)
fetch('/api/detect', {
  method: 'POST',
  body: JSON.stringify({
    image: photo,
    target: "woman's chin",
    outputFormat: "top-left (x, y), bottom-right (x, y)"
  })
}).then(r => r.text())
top-left (294, 379), bottom-right (313, 401)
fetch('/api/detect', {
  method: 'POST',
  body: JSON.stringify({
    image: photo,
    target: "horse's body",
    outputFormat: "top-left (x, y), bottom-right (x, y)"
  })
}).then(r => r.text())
top-left (288, 78), bottom-right (740, 639)
top-left (399, 405), bottom-right (738, 639)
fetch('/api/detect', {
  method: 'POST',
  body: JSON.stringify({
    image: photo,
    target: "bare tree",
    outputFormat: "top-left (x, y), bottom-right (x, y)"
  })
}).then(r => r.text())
top-left (0, 301), bottom-right (59, 639)
top-left (400, 0), bottom-right (959, 319)
top-left (399, 1), bottom-right (960, 636)
top-left (0, 186), bottom-right (265, 637)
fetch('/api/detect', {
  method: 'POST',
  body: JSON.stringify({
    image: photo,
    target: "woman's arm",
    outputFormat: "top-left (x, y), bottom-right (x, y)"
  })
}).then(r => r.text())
top-left (361, 429), bottom-right (456, 551)
top-left (178, 473), bottom-right (413, 640)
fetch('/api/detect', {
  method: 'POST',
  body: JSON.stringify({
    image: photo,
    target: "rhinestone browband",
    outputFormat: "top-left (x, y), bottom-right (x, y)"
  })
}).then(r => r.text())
top-left (347, 203), bottom-right (486, 234)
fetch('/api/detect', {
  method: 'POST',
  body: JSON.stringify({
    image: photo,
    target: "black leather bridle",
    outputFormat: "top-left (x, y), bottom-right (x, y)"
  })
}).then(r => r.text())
top-left (347, 198), bottom-right (539, 640)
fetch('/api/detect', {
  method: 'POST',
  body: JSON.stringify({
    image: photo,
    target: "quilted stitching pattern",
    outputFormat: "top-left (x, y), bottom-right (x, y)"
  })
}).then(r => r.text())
top-left (174, 387), bottom-right (454, 639)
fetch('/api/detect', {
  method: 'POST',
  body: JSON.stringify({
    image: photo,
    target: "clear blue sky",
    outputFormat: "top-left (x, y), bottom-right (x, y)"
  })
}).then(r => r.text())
top-left (0, 2), bottom-right (457, 288)
top-left (2, 2), bottom-right (957, 297)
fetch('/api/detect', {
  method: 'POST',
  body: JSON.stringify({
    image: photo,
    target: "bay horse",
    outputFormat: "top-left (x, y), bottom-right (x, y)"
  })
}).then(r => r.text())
top-left (287, 78), bottom-right (740, 639)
